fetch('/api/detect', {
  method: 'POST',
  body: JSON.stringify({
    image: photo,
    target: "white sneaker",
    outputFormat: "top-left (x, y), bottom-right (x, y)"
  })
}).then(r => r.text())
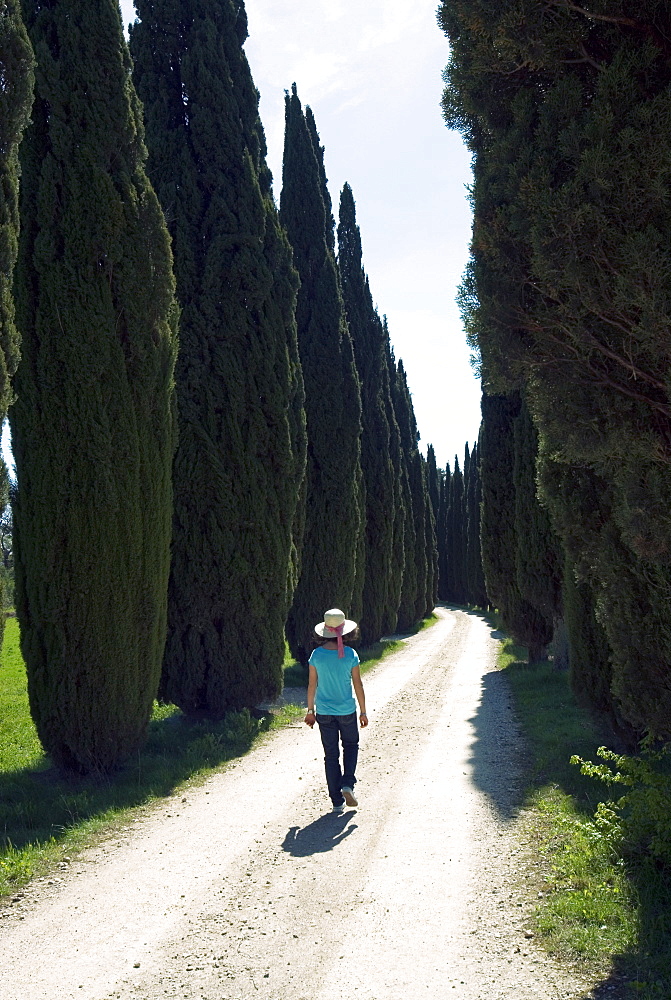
top-left (332, 802), bottom-right (345, 814)
top-left (342, 787), bottom-right (358, 807)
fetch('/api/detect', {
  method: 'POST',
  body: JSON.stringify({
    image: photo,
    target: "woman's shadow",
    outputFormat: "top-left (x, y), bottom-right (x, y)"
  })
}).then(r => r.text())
top-left (282, 811), bottom-right (357, 857)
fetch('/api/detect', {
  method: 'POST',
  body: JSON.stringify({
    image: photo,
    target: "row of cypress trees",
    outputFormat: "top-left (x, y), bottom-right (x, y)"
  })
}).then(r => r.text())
top-left (280, 85), bottom-right (436, 656)
top-left (438, 0), bottom-right (671, 740)
top-left (2, 0), bottom-right (436, 770)
top-left (431, 441), bottom-right (486, 610)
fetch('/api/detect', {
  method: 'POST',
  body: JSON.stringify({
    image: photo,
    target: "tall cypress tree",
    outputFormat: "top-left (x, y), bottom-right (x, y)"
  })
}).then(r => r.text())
top-left (513, 397), bottom-right (563, 639)
top-left (13, 0), bottom-right (178, 772)
top-left (437, 461), bottom-right (451, 601)
top-left (130, 0), bottom-right (306, 714)
top-left (466, 441), bottom-right (487, 607)
top-left (426, 445), bottom-right (441, 524)
top-left (460, 444), bottom-right (471, 599)
top-left (425, 445), bottom-right (442, 610)
top-left (392, 361), bottom-right (433, 628)
top-left (422, 453), bottom-right (439, 615)
top-left (562, 553), bottom-right (615, 724)
top-left (445, 456), bottom-right (466, 603)
top-left (381, 335), bottom-right (405, 634)
top-left (0, 2), bottom-right (33, 646)
top-left (391, 363), bottom-right (417, 630)
top-left (479, 392), bottom-right (552, 661)
top-left (280, 85), bottom-right (363, 663)
top-left (337, 183), bottom-right (395, 645)
top-left (440, 0), bottom-right (671, 734)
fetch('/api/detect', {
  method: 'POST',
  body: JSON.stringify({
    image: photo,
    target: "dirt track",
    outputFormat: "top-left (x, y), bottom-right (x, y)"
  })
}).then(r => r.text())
top-left (0, 607), bottom-right (600, 999)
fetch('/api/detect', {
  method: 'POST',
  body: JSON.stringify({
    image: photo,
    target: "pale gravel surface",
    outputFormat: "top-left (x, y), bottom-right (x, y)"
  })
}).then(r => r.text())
top-left (0, 607), bottom-right (606, 999)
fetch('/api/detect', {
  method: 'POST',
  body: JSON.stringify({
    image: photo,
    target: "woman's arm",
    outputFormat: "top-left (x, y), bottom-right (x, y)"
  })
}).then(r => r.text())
top-left (351, 665), bottom-right (368, 727)
top-left (304, 663), bottom-right (318, 728)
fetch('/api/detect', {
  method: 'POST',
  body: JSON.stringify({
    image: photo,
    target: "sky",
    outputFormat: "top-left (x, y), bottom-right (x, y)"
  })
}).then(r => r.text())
top-left (118, 4), bottom-right (481, 470)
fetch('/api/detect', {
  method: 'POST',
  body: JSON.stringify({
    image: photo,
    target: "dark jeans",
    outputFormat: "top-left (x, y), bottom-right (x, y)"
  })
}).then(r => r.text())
top-left (316, 712), bottom-right (359, 805)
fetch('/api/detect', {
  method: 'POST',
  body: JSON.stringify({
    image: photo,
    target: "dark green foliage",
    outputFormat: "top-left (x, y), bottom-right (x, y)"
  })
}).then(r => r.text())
top-left (391, 364), bottom-right (417, 630)
top-left (466, 441), bottom-right (487, 607)
top-left (392, 361), bottom-right (435, 628)
top-left (436, 461), bottom-right (450, 601)
top-left (422, 455), bottom-right (438, 614)
top-left (434, 440), bottom-right (487, 608)
top-left (426, 445), bottom-right (441, 522)
top-left (541, 454), bottom-right (671, 738)
top-left (0, 462), bottom-right (10, 638)
top-left (280, 86), bottom-right (363, 663)
top-left (337, 183), bottom-right (396, 645)
top-left (425, 445), bottom-right (442, 609)
top-left (445, 456), bottom-right (466, 604)
top-left (439, 0), bottom-right (671, 733)
top-left (562, 554), bottom-right (614, 721)
top-left (513, 398), bottom-right (562, 632)
top-left (479, 393), bottom-right (552, 660)
top-left (131, 0), bottom-right (306, 714)
top-left (0, 2), bottom-right (32, 419)
top-left (381, 336), bottom-right (405, 635)
top-left (13, 0), bottom-right (178, 772)
top-left (0, 2), bottom-right (33, 649)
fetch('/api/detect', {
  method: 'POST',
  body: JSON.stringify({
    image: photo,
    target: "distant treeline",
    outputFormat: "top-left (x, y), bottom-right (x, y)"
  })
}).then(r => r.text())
top-left (439, 0), bottom-right (671, 742)
top-left (0, 0), bottom-right (438, 771)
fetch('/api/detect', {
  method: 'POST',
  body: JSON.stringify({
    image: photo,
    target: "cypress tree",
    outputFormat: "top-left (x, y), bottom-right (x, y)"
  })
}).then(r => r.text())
top-left (479, 392), bottom-right (552, 660)
top-left (422, 453), bottom-right (439, 615)
top-left (337, 183), bottom-right (396, 645)
top-left (539, 452), bottom-right (671, 738)
top-left (460, 444), bottom-right (471, 599)
top-left (437, 461), bottom-right (451, 601)
top-left (0, 0), bottom-right (32, 415)
top-left (13, 0), bottom-right (178, 772)
top-left (513, 397), bottom-right (563, 640)
top-left (426, 445), bottom-right (441, 523)
top-left (466, 441), bottom-right (487, 607)
top-left (392, 361), bottom-right (434, 628)
top-left (426, 445), bottom-right (445, 603)
top-left (130, 0), bottom-right (306, 714)
top-left (562, 554), bottom-right (614, 723)
top-left (0, 2), bottom-right (33, 644)
top-left (280, 85), bottom-right (363, 663)
top-left (381, 335), bottom-right (405, 635)
top-left (392, 363), bottom-right (418, 630)
top-left (440, 0), bottom-right (671, 733)
top-left (445, 456), bottom-right (466, 604)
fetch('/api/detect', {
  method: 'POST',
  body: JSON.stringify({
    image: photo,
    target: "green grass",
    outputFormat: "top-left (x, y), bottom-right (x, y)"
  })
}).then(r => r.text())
top-left (500, 637), bottom-right (671, 998)
top-left (0, 617), bottom-right (299, 898)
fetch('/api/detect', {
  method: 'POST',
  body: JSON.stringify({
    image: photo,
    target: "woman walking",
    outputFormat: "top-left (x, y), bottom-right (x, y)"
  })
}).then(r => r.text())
top-left (304, 608), bottom-right (368, 813)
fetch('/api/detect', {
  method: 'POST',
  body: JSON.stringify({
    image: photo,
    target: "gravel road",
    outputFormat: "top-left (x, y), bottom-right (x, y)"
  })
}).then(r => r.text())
top-left (0, 607), bottom-right (602, 999)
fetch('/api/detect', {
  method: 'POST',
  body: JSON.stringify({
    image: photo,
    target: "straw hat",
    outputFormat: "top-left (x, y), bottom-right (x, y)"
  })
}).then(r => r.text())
top-left (314, 608), bottom-right (357, 637)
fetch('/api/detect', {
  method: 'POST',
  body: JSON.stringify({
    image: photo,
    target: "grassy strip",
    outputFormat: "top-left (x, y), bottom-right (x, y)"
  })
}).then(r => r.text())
top-left (0, 617), bottom-right (298, 899)
top-left (500, 638), bottom-right (671, 998)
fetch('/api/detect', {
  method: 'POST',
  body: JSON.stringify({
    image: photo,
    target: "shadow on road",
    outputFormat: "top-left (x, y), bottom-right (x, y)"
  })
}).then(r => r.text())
top-left (282, 813), bottom-right (358, 857)
top-left (466, 667), bottom-right (526, 821)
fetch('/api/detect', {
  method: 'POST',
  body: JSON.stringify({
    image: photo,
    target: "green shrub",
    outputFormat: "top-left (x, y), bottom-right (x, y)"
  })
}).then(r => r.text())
top-left (573, 747), bottom-right (671, 866)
